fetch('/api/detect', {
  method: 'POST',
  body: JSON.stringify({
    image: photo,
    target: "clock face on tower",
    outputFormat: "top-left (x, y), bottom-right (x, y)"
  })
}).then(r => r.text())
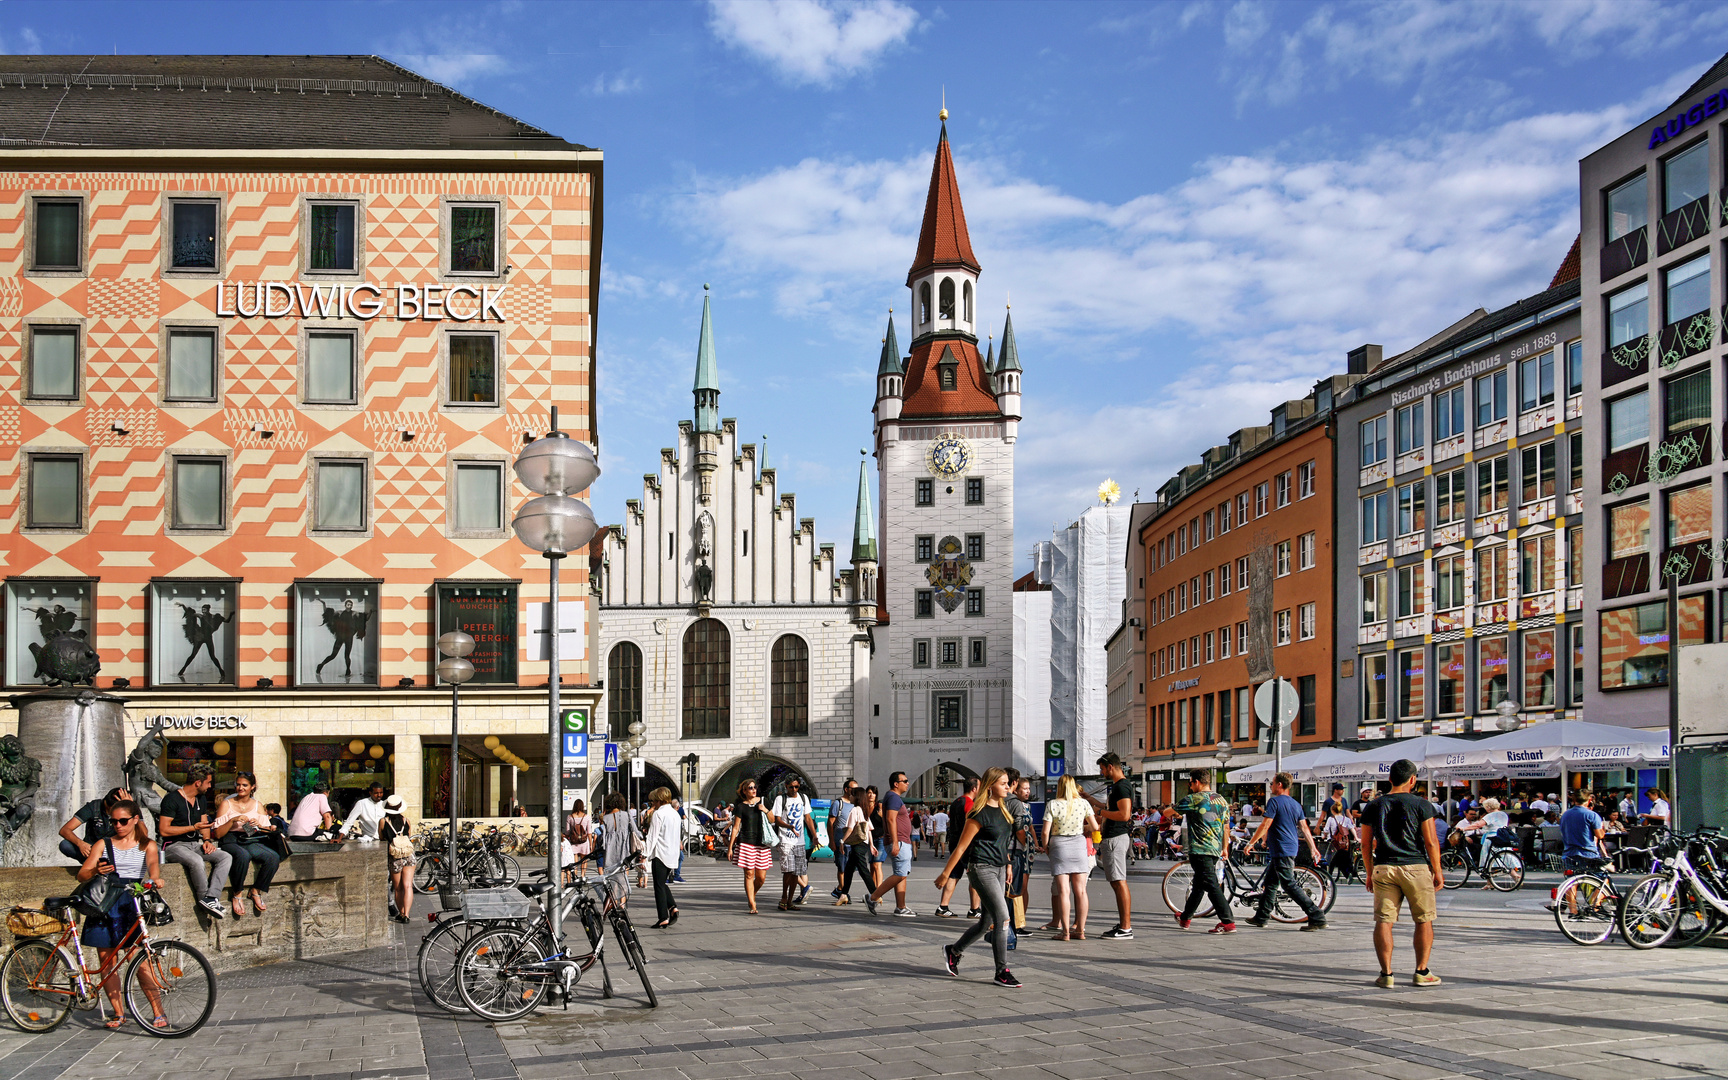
top-left (925, 433), bottom-right (973, 479)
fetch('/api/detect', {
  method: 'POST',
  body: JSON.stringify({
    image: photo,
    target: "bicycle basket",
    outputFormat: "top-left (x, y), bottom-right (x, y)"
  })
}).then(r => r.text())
top-left (138, 890), bottom-right (175, 927)
top-left (461, 888), bottom-right (535, 921)
top-left (5, 907), bottom-right (67, 939)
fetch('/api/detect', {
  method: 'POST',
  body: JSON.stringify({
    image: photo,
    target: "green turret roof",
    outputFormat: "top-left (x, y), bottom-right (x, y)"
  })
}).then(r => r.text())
top-left (984, 336), bottom-right (995, 373)
top-left (851, 453), bottom-right (877, 563)
top-left (876, 311), bottom-right (902, 376)
top-left (693, 287), bottom-right (720, 433)
top-left (997, 309), bottom-right (1022, 372)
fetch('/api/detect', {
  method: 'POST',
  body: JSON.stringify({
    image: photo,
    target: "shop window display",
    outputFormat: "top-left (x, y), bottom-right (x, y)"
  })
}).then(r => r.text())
top-left (436, 583), bottom-right (517, 683)
top-left (160, 738), bottom-right (241, 795)
top-left (150, 580), bottom-right (237, 685)
top-left (4, 578), bottom-right (93, 687)
top-left (294, 580), bottom-right (380, 686)
top-left (289, 737), bottom-right (394, 815)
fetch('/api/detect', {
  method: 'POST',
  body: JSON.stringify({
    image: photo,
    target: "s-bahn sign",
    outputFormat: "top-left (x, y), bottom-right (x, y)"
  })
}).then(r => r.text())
top-left (214, 281), bottom-right (508, 322)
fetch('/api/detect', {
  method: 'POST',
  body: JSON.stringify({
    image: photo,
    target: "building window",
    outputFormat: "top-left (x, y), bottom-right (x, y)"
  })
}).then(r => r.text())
top-left (1436, 643), bottom-right (1465, 715)
top-left (307, 201), bottom-right (358, 272)
top-left (1566, 340), bottom-right (1584, 397)
top-left (1395, 401), bottom-right (1424, 455)
top-left (1570, 431), bottom-right (1584, 492)
top-left (1520, 534), bottom-right (1555, 594)
top-left (1218, 499), bottom-right (1233, 532)
top-left (1236, 556), bottom-right (1250, 591)
top-left (1475, 369), bottom-right (1508, 427)
top-left (770, 634), bottom-right (810, 736)
top-left (913, 639), bottom-right (930, 667)
top-left (1361, 415), bottom-right (1389, 466)
top-left (1218, 625), bottom-right (1232, 658)
top-left (168, 199), bottom-right (219, 271)
top-left (25, 326), bottom-right (80, 402)
top-left (1254, 482), bottom-right (1269, 516)
top-left (1609, 499), bottom-right (1650, 560)
top-left (1434, 467), bottom-right (1466, 526)
top-left (1600, 597), bottom-right (1707, 690)
top-left (1235, 492), bottom-right (1249, 526)
top-left (1519, 350), bottom-right (1554, 413)
top-left (1298, 602), bottom-right (1316, 641)
top-left (1177, 528), bottom-right (1187, 556)
top-left (1275, 541), bottom-right (1291, 577)
top-left (448, 333), bottom-right (500, 406)
top-left (1236, 621), bottom-right (1248, 655)
top-left (969, 638), bottom-right (986, 666)
top-left (25, 454), bottom-right (82, 529)
top-left (1361, 572), bottom-right (1387, 626)
top-left (1298, 460), bottom-right (1316, 498)
top-left (1608, 282), bottom-right (1649, 353)
top-left (1666, 482), bottom-right (1712, 547)
top-left (1435, 554), bottom-right (1465, 610)
top-left (447, 202), bottom-right (499, 274)
top-left (682, 619), bottom-right (730, 738)
top-left (966, 590), bottom-right (984, 616)
top-left (938, 277), bottom-right (955, 320)
top-left (1571, 624), bottom-right (1585, 705)
top-left (1666, 252), bottom-right (1711, 326)
top-left (1361, 491), bottom-right (1389, 544)
top-left (1606, 171), bottom-right (1648, 241)
top-left (1218, 564), bottom-right (1232, 595)
top-left (305, 329), bottom-right (359, 405)
top-left (1297, 532), bottom-right (1316, 570)
top-left (1476, 454), bottom-right (1509, 514)
top-left (915, 590), bottom-right (934, 618)
top-left (1396, 563), bottom-right (1425, 618)
top-left (450, 461), bottom-right (505, 534)
top-left (1205, 569), bottom-right (1215, 599)
top-left (1397, 480), bottom-right (1426, 536)
top-left (1178, 582), bottom-right (1186, 612)
top-left (918, 282), bottom-right (931, 325)
top-left (292, 580), bottom-right (379, 687)
top-left (164, 328), bottom-right (218, 403)
top-left (963, 281), bottom-right (972, 321)
top-left (916, 535), bottom-right (934, 561)
top-left (1205, 631), bottom-right (1215, 662)
top-left (1607, 389), bottom-right (1650, 451)
top-left (608, 642), bottom-right (642, 734)
top-left (1520, 442), bottom-right (1556, 504)
top-left (1524, 629), bottom-right (1556, 708)
top-left (1362, 653), bottom-right (1387, 723)
top-left (1434, 386), bottom-right (1466, 440)
top-left (1476, 545), bottom-right (1508, 602)
top-left (1178, 639), bottom-right (1187, 669)
top-left (312, 458), bottom-right (368, 532)
top-left (151, 579), bottom-right (239, 687)
top-left (934, 692), bottom-right (967, 738)
top-left (170, 455), bottom-right (226, 530)
top-left (1275, 472), bottom-right (1291, 507)
top-left (1204, 509), bottom-right (1215, 540)
top-left (965, 478), bottom-right (983, 504)
top-left (1398, 648), bottom-right (1424, 721)
top-left (1189, 519), bottom-right (1200, 549)
top-left (939, 639), bottom-right (961, 666)
top-left (1276, 610), bottom-right (1291, 646)
top-left (1570, 525), bottom-right (1584, 587)
top-left (1665, 139), bottom-right (1709, 213)
top-left (32, 198), bottom-right (82, 271)
top-left (1236, 685), bottom-right (1253, 740)
top-left (1478, 636), bottom-right (1510, 713)
top-left (1296, 674), bottom-right (1317, 735)
top-left (1665, 365), bottom-right (1710, 441)
top-left (966, 533), bottom-right (984, 560)
top-left (916, 479), bottom-right (934, 506)
top-left (938, 361), bottom-right (957, 391)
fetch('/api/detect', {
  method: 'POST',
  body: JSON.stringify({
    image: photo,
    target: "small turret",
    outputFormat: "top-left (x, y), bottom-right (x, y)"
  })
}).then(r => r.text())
top-left (874, 310), bottom-right (903, 426)
top-left (996, 305), bottom-right (1022, 440)
top-left (693, 287), bottom-right (721, 500)
top-left (850, 450), bottom-right (878, 627)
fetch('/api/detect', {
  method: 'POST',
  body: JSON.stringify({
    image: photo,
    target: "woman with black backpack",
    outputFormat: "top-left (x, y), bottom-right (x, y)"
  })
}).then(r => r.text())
top-left (76, 799), bottom-right (167, 1028)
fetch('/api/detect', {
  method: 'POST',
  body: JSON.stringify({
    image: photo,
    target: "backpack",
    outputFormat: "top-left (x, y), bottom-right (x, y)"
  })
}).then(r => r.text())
top-left (1331, 822), bottom-right (1353, 851)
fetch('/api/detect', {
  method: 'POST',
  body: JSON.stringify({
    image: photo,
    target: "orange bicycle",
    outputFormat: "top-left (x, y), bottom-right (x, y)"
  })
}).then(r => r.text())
top-left (0, 882), bottom-right (214, 1037)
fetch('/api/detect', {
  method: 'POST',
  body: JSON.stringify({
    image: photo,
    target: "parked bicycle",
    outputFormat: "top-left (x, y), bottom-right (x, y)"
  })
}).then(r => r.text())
top-left (1160, 844), bottom-right (1336, 923)
top-left (414, 825), bottom-right (520, 894)
top-left (1440, 830), bottom-right (1525, 891)
top-left (1617, 826), bottom-right (1728, 950)
top-left (1551, 842), bottom-right (1657, 946)
top-left (0, 883), bottom-right (215, 1037)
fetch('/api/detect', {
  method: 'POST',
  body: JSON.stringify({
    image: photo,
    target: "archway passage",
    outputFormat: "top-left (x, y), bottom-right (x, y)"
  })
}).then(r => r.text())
top-left (590, 762), bottom-right (678, 812)
top-left (702, 755), bottom-right (817, 809)
top-left (909, 760), bottom-right (979, 805)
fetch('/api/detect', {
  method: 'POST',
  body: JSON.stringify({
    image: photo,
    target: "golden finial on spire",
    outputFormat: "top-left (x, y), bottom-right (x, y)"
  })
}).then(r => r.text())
top-left (940, 86), bottom-right (947, 122)
top-left (1005, 290), bottom-right (1011, 310)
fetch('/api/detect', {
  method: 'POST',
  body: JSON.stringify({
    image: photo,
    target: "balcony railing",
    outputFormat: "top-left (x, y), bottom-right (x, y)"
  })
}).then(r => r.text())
top-left (1659, 194), bottom-right (1710, 255)
top-left (1602, 334), bottom-right (1649, 389)
top-left (1600, 227), bottom-right (1648, 280)
top-left (1659, 311), bottom-right (1714, 368)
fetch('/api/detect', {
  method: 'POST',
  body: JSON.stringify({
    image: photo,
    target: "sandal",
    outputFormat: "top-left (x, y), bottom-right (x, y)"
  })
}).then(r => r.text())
top-left (232, 896), bottom-right (246, 918)
top-left (777, 900), bottom-right (790, 911)
top-left (105, 1015), bottom-right (128, 1030)
top-left (1051, 930), bottom-right (1070, 941)
top-left (251, 892), bottom-right (267, 915)
top-left (151, 1015), bottom-right (169, 1029)
top-left (1072, 930), bottom-right (1085, 940)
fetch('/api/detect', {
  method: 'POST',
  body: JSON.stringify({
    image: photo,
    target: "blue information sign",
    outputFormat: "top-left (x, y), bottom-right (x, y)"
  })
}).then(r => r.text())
top-left (1045, 757), bottom-right (1067, 779)
top-left (563, 734), bottom-right (588, 759)
top-left (602, 742), bottom-right (620, 773)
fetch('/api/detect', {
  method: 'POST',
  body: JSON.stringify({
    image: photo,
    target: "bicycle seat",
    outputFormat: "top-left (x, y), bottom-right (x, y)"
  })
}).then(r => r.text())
top-left (42, 897), bottom-right (78, 912)
top-left (516, 881), bottom-right (553, 897)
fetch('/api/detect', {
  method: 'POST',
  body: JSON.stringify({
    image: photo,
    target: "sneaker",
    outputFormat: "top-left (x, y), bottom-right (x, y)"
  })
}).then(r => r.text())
top-left (797, 886), bottom-right (810, 905)
top-left (1208, 922), bottom-right (1236, 935)
top-left (1299, 921), bottom-right (1328, 932)
top-left (1375, 973), bottom-right (1396, 989)
top-left (1244, 916), bottom-right (1269, 928)
top-left (893, 907), bottom-right (917, 917)
top-left (993, 969), bottom-right (1023, 988)
top-left (942, 945), bottom-right (960, 976)
top-left (199, 898), bottom-right (226, 920)
top-left (965, 908), bottom-right (981, 918)
top-left (1412, 971), bottom-right (1442, 987)
top-left (933, 906), bottom-right (957, 918)
top-left (866, 897), bottom-right (879, 915)
top-left (1174, 914), bottom-right (1191, 930)
top-left (1100, 926), bottom-right (1134, 940)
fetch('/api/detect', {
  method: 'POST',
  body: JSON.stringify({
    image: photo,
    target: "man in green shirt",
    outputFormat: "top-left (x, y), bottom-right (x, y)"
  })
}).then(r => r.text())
top-left (1174, 768), bottom-right (1236, 934)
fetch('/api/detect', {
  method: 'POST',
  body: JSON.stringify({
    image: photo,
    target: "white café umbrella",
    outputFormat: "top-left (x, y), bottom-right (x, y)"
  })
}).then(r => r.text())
top-left (1226, 746), bottom-right (1365, 786)
top-left (1311, 735), bottom-right (1478, 784)
top-left (1439, 720), bottom-right (1670, 809)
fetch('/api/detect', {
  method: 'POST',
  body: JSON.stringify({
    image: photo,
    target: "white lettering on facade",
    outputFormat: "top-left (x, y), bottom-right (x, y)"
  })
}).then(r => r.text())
top-left (148, 714), bottom-right (248, 731)
top-left (213, 282), bottom-right (505, 322)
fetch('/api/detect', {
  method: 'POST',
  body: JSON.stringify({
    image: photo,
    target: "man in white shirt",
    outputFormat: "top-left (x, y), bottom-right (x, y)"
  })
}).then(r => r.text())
top-left (341, 783), bottom-right (388, 840)
top-left (929, 807), bottom-right (950, 858)
top-left (1619, 789), bottom-right (1637, 819)
top-left (771, 778), bottom-right (816, 906)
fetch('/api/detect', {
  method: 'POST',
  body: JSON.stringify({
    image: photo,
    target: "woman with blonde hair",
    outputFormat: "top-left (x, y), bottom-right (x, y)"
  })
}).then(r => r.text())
top-left (1041, 774), bottom-right (1099, 940)
top-left (933, 767), bottom-right (1021, 987)
top-left (642, 787), bottom-right (681, 928)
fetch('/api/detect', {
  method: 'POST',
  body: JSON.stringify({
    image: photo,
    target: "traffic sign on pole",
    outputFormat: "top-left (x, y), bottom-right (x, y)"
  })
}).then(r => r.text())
top-left (602, 742), bottom-right (620, 773)
top-left (1044, 740), bottom-right (1065, 761)
top-left (562, 708), bottom-right (589, 734)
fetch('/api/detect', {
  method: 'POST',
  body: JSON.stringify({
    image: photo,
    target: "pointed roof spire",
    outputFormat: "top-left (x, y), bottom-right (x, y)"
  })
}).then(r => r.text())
top-left (906, 106), bottom-right (979, 285)
top-left (693, 285), bottom-right (720, 432)
top-left (851, 450), bottom-right (877, 563)
top-left (759, 434), bottom-right (769, 473)
top-left (984, 333), bottom-right (995, 373)
top-left (876, 309), bottom-right (902, 375)
top-left (997, 305), bottom-right (1021, 372)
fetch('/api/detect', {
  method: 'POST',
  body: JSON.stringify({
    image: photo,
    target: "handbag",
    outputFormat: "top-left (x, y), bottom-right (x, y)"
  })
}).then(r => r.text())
top-left (70, 840), bottom-right (127, 918)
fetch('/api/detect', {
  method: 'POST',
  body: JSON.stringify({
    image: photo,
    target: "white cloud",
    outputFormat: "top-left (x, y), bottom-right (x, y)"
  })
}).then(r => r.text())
top-left (708, 0), bottom-right (918, 86)
top-left (392, 53), bottom-right (508, 86)
top-left (0, 29), bottom-right (43, 54)
top-left (589, 72), bottom-right (642, 96)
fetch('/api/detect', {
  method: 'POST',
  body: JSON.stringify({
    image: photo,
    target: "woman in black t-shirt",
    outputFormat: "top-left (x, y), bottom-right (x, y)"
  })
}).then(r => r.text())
top-left (725, 779), bottom-right (774, 914)
top-left (934, 767), bottom-right (1020, 988)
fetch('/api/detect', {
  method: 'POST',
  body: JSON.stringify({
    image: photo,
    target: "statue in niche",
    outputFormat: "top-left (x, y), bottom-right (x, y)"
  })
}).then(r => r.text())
top-left (693, 511), bottom-right (716, 603)
top-left (0, 735), bottom-right (42, 842)
top-left (23, 603), bottom-right (98, 686)
top-left (125, 717), bottom-right (177, 816)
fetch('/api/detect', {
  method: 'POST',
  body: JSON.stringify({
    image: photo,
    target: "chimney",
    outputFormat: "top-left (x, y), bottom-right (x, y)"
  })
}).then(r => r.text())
top-left (1347, 344), bottom-right (1383, 375)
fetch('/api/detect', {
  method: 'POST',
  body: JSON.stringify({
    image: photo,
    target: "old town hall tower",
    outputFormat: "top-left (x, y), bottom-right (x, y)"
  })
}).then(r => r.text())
top-left (869, 109), bottom-right (1021, 793)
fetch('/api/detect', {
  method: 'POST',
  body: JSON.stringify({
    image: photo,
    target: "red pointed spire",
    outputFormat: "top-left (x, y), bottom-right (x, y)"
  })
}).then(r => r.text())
top-left (906, 120), bottom-right (980, 286)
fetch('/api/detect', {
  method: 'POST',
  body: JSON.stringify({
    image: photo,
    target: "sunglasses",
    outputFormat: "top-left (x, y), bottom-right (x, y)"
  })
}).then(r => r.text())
top-left (110, 816), bottom-right (134, 825)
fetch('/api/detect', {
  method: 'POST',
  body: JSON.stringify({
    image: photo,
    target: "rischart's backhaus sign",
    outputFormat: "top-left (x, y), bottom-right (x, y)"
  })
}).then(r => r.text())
top-left (214, 281), bottom-right (507, 321)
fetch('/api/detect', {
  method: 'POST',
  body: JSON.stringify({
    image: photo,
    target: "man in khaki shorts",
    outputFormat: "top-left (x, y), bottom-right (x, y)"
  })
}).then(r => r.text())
top-left (1358, 758), bottom-right (1444, 988)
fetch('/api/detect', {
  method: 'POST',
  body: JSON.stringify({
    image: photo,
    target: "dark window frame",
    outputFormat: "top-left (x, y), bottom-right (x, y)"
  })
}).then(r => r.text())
top-left (681, 618), bottom-right (731, 738)
top-left (24, 452), bottom-right (84, 531)
top-left (29, 196), bottom-right (84, 273)
top-left (770, 634), bottom-right (810, 737)
top-left (168, 453), bottom-right (229, 532)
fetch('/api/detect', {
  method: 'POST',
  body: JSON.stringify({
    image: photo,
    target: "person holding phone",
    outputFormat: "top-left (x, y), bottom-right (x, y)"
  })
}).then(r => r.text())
top-left (158, 763), bottom-right (232, 920)
top-left (78, 799), bottom-right (167, 1029)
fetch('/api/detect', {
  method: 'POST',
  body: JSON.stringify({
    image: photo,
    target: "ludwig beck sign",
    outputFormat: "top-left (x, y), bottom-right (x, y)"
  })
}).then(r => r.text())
top-left (214, 281), bottom-right (508, 322)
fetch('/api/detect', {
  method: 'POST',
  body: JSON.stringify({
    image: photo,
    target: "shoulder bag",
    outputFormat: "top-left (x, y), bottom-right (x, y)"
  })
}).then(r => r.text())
top-left (70, 839), bottom-right (127, 918)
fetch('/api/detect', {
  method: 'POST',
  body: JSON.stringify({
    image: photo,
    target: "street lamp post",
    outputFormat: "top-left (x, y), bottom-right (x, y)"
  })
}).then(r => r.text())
top-left (510, 406), bottom-right (600, 955)
top-left (435, 631), bottom-right (475, 905)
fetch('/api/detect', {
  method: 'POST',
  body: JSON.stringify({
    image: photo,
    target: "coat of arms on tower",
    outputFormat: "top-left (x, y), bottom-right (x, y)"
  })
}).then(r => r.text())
top-left (924, 535), bottom-right (973, 613)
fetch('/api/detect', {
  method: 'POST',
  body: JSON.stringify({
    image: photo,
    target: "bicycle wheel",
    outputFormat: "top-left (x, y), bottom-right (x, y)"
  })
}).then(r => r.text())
top-left (496, 830), bottom-right (520, 855)
top-left (1487, 851), bottom-right (1525, 892)
top-left (613, 915), bottom-right (657, 1007)
top-left (1619, 874), bottom-right (1679, 950)
top-left (1440, 849), bottom-right (1470, 889)
top-left (1553, 876), bottom-right (1617, 945)
top-left (456, 927), bottom-right (552, 1022)
top-left (1161, 862), bottom-right (1207, 917)
top-left (1270, 867), bottom-right (1328, 924)
top-left (495, 853), bottom-right (521, 887)
top-left (414, 855), bottom-right (449, 894)
top-left (0, 939), bottom-right (77, 1033)
top-left (124, 940), bottom-right (215, 1037)
top-left (1666, 885), bottom-right (1720, 949)
top-left (418, 917), bottom-right (479, 1013)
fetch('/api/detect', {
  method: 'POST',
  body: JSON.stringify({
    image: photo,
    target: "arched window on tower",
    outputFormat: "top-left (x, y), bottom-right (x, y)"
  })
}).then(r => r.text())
top-left (939, 277), bottom-right (955, 320)
top-left (919, 282), bottom-right (932, 325)
top-left (962, 281), bottom-right (973, 322)
top-left (770, 634), bottom-right (809, 736)
top-left (682, 619), bottom-right (730, 738)
top-left (608, 641), bottom-right (642, 737)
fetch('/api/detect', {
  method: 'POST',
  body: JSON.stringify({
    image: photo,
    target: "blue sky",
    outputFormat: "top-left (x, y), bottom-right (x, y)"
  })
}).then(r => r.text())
top-left (5, 0), bottom-right (1728, 571)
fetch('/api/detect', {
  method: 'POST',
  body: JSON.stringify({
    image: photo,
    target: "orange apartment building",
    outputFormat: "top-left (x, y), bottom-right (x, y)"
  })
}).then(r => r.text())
top-left (0, 56), bottom-right (601, 822)
top-left (1135, 376), bottom-right (1351, 806)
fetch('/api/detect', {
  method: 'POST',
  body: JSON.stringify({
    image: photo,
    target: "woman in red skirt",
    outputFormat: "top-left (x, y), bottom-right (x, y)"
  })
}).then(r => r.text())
top-left (725, 778), bottom-right (776, 913)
